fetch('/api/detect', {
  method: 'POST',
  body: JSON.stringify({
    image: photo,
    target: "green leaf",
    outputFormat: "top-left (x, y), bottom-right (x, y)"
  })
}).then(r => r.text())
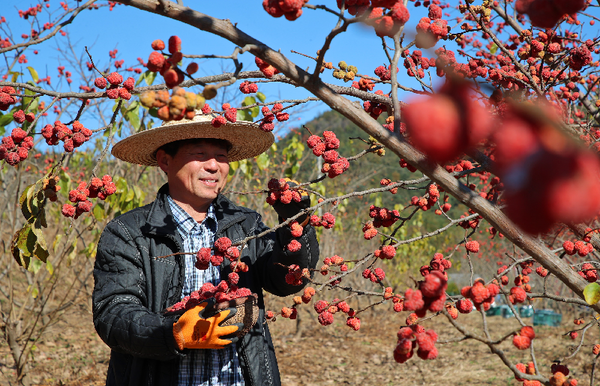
top-left (9, 71), bottom-right (21, 83)
top-left (26, 66), bottom-right (39, 83)
top-left (584, 282), bottom-right (600, 305)
top-left (0, 111), bottom-right (14, 128)
top-left (28, 257), bottom-right (43, 274)
top-left (46, 259), bottom-right (54, 276)
top-left (20, 184), bottom-right (33, 220)
top-left (93, 202), bottom-right (105, 221)
top-left (256, 92), bottom-right (266, 103)
top-left (31, 286), bottom-right (39, 299)
top-left (490, 43), bottom-right (498, 55)
top-left (11, 224), bottom-right (36, 268)
top-left (256, 152), bottom-right (269, 170)
top-left (127, 105), bottom-right (141, 130)
top-left (144, 70), bottom-right (156, 86)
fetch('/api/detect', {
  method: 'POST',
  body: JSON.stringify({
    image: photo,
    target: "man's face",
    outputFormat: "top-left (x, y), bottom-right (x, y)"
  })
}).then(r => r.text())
top-left (157, 140), bottom-right (230, 212)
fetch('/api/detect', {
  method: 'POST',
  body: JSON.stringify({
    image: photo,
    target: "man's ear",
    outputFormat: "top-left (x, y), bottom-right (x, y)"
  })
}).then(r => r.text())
top-left (155, 149), bottom-right (170, 174)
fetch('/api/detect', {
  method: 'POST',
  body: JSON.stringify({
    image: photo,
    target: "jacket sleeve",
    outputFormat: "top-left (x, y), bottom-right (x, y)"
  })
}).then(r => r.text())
top-left (251, 214), bottom-right (320, 297)
top-left (92, 219), bottom-right (182, 361)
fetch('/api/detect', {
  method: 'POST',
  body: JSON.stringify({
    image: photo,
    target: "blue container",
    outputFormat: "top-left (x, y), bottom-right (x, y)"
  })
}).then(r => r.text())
top-left (533, 309), bottom-right (562, 327)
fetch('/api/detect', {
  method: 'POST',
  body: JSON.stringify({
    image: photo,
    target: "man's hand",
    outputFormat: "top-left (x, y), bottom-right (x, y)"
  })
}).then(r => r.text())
top-left (173, 302), bottom-right (242, 350)
top-left (272, 178), bottom-right (311, 225)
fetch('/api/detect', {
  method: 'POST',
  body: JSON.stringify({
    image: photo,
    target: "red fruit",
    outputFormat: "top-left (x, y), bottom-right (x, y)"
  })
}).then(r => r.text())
top-left (147, 51), bottom-right (165, 72)
top-left (151, 39), bottom-right (165, 51)
top-left (513, 334), bottom-right (531, 350)
top-left (570, 331), bottom-right (578, 340)
top-left (346, 317), bottom-right (360, 331)
top-left (168, 35), bottom-right (182, 54)
top-left (521, 326), bottom-right (535, 340)
top-left (106, 72), bottom-right (123, 86)
top-left (402, 81), bottom-right (492, 164)
top-left (186, 62), bottom-right (199, 75)
top-left (106, 88), bottom-right (120, 99)
top-left (509, 286), bottom-right (527, 304)
top-left (287, 240), bottom-right (301, 252)
top-left (13, 109), bottom-right (25, 123)
top-left (61, 204), bottom-right (76, 217)
top-left (465, 240), bottom-right (480, 253)
top-left (403, 288), bottom-right (425, 311)
top-left (163, 69), bottom-right (181, 89)
top-left (214, 237), bottom-right (232, 253)
top-left (94, 77), bottom-right (107, 89)
top-left (419, 270), bottom-right (447, 298)
top-left (456, 299), bottom-right (473, 314)
top-left (123, 77), bottom-right (135, 91)
top-left (318, 311), bottom-right (334, 326)
top-left (11, 128), bottom-right (27, 143)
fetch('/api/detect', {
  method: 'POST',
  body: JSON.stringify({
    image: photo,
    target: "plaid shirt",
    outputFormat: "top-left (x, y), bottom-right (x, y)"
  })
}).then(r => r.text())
top-left (168, 196), bottom-right (244, 386)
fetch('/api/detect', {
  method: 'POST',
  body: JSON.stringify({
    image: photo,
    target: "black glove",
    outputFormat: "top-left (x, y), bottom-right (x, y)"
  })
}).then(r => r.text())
top-left (272, 178), bottom-right (311, 224)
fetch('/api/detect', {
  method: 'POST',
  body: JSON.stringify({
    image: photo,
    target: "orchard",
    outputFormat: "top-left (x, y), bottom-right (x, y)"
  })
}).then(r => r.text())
top-left (2, 0), bottom-right (600, 385)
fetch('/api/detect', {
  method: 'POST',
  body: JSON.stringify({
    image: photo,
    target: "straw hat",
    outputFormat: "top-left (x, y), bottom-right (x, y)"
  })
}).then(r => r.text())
top-left (111, 112), bottom-right (274, 166)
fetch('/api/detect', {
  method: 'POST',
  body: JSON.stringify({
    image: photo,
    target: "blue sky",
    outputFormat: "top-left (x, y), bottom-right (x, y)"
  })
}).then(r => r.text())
top-left (0, 1), bottom-right (432, 135)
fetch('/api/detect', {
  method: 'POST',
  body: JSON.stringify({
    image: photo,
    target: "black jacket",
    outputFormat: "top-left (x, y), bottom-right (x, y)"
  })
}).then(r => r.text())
top-left (93, 184), bottom-right (319, 386)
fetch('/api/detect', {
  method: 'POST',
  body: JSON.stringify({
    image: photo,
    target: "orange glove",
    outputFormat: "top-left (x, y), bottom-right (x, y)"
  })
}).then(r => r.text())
top-left (172, 302), bottom-right (242, 350)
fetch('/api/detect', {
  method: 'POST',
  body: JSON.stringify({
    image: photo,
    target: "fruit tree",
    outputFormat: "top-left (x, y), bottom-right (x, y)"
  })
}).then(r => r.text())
top-left (2, 0), bottom-right (600, 385)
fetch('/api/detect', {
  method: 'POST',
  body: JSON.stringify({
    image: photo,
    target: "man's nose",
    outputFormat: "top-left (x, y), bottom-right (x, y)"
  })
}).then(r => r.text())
top-left (203, 157), bottom-right (219, 171)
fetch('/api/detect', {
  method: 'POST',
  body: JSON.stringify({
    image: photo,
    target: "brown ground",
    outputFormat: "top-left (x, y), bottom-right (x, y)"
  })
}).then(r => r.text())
top-left (1, 300), bottom-right (597, 386)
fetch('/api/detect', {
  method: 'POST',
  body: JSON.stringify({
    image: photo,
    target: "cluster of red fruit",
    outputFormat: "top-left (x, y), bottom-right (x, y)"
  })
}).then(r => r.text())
top-left (13, 109), bottom-right (35, 124)
top-left (62, 176), bottom-right (116, 219)
top-left (515, 0), bottom-right (585, 29)
top-left (211, 103), bottom-right (238, 128)
top-left (512, 325), bottom-right (536, 350)
top-left (194, 237), bottom-right (248, 273)
top-left (166, 282), bottom-right (255, 313)
top-left (364, 2), bottom-right (411, 38)
top-left (313, 297), bottom-right (357, 328)
top-left (547, 363), bottom-right (577, 386)
top-left (361, 267), bottom-right (385, 283)
top-left (306, 131), bottom-right (350, 178)
top-left (492, 103), bottom-right (600, 234)
top-left (257, 103), bottom-right (289, 132)
top-left (284, 264), bottom-right (309, 285)
top-left (393, 324), bottom-right (439, 363)
top-left (410, 183), bottom-right (442, 212)
top-left (309, 212), bottom-right (336, 229)
top-left (563, 240), bottom-right (594, 257)
top-left (362, 92), bottom-right (387, 120)
top-left (419, 252), bottom-right (452, 278)
top-left (402, 270), bottom-right (448, 317)
top-left (94, 72), bottom-right (135, 100)
top-left (0, 86), bottom-right (18, 111)
top-left (41, 120), bottom-right (92, 152)
top-left (415, 5), bottom-right (448, 49)
top-left (367, 204), bottom-right (400, 229)
top-left (278, 287), bottom-right (317, 320)
top-left (578, 263), bottom-right (597, 282)
top-left (456, 279), bottom-right (500, 313)
top-left (145, 36), bottom-right (198, 89)
top-left (239, 80), bottom-right (258, 94)
top-left (265, 178), bottom-right (304, 206)
top-left (403, 49), bottom-right (435, 79)
top-left (140, 87), bottom-right (206, 122)
top-left (402, 80), bottom-right (492, 164)
top-left (255, 57), bottom-right (279, 79)
top-left (0, 128), bottom-right (34, 166)
top-left (319, 255), bottom-right (348, 276)
top-left (351, 77), bottom-right (375, 92)
top-left (262, 0), bottom-right (308, 21)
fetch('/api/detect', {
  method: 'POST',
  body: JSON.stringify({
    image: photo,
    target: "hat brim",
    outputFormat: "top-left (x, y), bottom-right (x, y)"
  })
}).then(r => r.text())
top-left (111, 119), bottom-right (274, 165)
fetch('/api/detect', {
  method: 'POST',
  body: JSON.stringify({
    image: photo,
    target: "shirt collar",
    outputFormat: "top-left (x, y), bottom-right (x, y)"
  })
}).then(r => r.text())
top-left (167, 195), bottom-right (217, 235)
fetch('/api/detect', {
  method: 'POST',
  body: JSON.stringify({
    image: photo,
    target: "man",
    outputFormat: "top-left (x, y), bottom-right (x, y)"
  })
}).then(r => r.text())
top-left (92, 112), bottom-right (319, 386)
